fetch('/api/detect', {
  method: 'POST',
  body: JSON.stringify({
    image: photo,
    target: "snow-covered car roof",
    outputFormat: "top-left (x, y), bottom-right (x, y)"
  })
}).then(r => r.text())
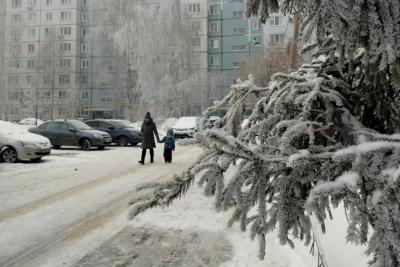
top-left (173, 117), bottom-right (198, 129)
top-left (18, 118), bottom-right (44, 126)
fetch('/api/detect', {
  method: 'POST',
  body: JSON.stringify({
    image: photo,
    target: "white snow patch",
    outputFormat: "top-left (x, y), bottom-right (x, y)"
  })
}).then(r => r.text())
top-left (287, 150), bottom-right (310, 167)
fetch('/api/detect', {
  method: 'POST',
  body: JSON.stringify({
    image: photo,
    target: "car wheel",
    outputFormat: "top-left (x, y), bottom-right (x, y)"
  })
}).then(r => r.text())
top-left (117, 136), bottom-right (128, 146)
top-left (31, 158), bottom-right (42, 163)
top-left (2, 147), bottom-right (18, 163)
top-left (80, 139), bottom-right (92, 151)
top-left (97, 146), bottom-right (105, 150)
top-left (52, 145), bottom-right (61, 149)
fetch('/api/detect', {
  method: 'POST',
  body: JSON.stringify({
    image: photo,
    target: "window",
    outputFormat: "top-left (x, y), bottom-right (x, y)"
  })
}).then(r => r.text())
top-left (59, 58), bottom-right (71, 68)
top-left (44, 60), bottom-right (52, 68)
top-left (61, 42), bottom-right (71, 52)
top-left (82, 13), bottom-right (89, 21)
top-left (209, 39), bottom-right (219, 49)
top-left (209, 4), bottom-right (219, 15)
top-left (82, 0), bottom-right (89, 6)
top-left (58, 90), bottom-right (67, 99)
top-left (27, 59), bottom-right (35, 69)
top-left (233, 62), bottom-right (241, 69)
top-left (81, 91), bottom-right (89, 100)
top-left (209, 55), bottom-right (218, 65)
top-left (232, 44), bottom-right (246, 51)
top-left (9, 44), bottom-right (21, 55)
top-left (59, 74), bottom-right (70, 84)
top-left (28, 0), bottom-right (36, 7)
top-left (81, 75), bottom-right (88, 84)
top-left (81, 27), bottom-right (90, 37)
top-left (209, 21), bottom-right (218, 32)
top-left (60, 26), bottom-right (71, 36)
top-left (253, 20), bottom-right (261, 29)
top-left (81, 43), bottom-right (87, 53)
top-left (9, 60), bottom-right (20, 69)
top-left (28, 28), bottom-right (36, 38)
top-left (28, 13), bottom-right (36, 23)
top-left (232, 11), bottom-right (243, 18)
top-left (61, 0), bottom-right (71, 5)
top-left (12, 14), bottom-right (22, 24)
top-left (270, 16), bottom-right (282, 26)
top-left (46, 0), bottom-right (52, 5)
top-left (191, 54), bottom-right (200, 65)
top-left (270, 33), bottom-right (285, 44)
top-left (9, 29), bottom-right (21, 41)
top-left (101, 98), bottom-right (113, 103)
top-left (43, 91), bottom-right (51, 99)
top-left (45, 122), bottom-right (60, 130)
top-left (188, 3), bottom-right (200, 13)
top-left (43, 74), bottom-right (52, 84)
top-left (191, 37), bottom-right (200, 47)
top-left (28, 44), bottom-right (35, 53)
top-left (61, 11), bottom-right (72, 20)
top-left (81, 59), bottom-right (89, 68)
top-left (11, 0), bottom-right (21, 8)
top-left (27, 75), bottom-right (33, 84)
top-left (46, 12), bottom-right (52, 21)
top-left (233, 28), bottom-right (246, 35)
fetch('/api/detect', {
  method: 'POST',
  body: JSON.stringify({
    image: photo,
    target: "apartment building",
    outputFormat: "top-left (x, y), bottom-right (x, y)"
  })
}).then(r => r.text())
top-left (1, 0), bottom-right (81, 120)
top-left (0, 0), bottom-right (6, 117)
top-left (208, 0), bottom-right (264, 100)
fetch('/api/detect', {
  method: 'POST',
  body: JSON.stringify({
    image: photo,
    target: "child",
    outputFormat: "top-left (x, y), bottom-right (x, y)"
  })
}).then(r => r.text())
top-left (159, 129), bottom-right (175, 163)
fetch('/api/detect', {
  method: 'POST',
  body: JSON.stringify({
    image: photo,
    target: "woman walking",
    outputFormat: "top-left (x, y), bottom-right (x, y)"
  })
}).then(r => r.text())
top-left (139, 112), bottom-right (160, 164)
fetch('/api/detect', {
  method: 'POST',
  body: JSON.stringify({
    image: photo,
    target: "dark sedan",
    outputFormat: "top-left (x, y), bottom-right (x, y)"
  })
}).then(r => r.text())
top-left (85, 119), bottom-right (141, 146)
top-left (29, 120), bottom-right (112, 150)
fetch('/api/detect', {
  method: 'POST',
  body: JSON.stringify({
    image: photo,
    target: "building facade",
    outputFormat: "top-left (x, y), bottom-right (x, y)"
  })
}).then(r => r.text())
top-left (208, 0), bottom-right (264, 100)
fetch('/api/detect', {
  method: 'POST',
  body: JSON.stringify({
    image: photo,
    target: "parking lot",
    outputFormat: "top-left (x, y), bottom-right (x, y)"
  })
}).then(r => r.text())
top-left (0, 145), bottom-right (201, 267)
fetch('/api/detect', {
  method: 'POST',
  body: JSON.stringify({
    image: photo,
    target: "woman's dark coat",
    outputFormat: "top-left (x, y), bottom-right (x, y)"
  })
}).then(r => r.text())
top-left (141, 120), bottom-right (160, 149)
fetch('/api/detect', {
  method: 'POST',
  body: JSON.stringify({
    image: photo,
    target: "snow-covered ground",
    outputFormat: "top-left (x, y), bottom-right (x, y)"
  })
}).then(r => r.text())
top-left (0, 145), bottom-right (201, 267)
top-left (0, 143), bottom-right (369, 267)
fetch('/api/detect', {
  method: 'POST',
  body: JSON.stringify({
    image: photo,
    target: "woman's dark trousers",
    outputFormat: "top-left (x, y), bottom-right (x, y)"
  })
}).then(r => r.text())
top-left (141, 148), bottom-right (154, 163)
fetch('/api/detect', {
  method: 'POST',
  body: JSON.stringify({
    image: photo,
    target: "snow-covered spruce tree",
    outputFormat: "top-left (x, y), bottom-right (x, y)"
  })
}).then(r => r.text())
top-left (128, 0), bottom-right (400, 266)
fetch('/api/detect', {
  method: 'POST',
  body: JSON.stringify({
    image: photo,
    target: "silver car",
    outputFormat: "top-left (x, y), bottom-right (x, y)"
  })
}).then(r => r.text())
top-left (0, 121), bottom-right (51, 163)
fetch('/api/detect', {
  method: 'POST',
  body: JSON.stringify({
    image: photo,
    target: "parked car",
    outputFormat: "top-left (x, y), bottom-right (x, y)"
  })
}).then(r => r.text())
top-left (0, 121), bottom-right (51, 163)
top-left (19, 118), bottom-right (44, 126)
top-left (85, 119), bottom-right (141, 146)
top-left (29, 120), bottom-right (112, 151)
top-left (173, 116), bottom-right (199, 138)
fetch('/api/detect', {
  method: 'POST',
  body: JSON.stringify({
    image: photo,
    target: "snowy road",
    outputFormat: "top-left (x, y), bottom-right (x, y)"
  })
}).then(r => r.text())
top-left (0, 145), bottom-right (201, 267)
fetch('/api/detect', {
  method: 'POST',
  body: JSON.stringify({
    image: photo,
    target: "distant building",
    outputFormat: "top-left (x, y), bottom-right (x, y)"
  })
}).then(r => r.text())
top-left (207, 0), bottom-right (264, 100)
top-left (0, 0), bottom-right (5, 117)
top-left (1, 0), bottom-right (81, 121)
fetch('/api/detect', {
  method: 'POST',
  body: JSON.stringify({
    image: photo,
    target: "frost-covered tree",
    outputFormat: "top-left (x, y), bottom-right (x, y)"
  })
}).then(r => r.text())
top-left (129, 0), bottom-right (400, 266)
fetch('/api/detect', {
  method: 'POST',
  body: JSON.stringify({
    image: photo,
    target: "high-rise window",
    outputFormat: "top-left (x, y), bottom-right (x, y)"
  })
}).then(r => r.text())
top-left (28, 13), bottom-right (36, 23)
top-left (60, 27), bottom-right (72, 36)
top-left (28, 0), bottom-right (36, 7)
top-left (253, 20), bottom-right (261, 29)
top-left (82, 0), bottom-right (89, 6)
top-left (60, 42), bottom-right (71, 52)
top-left (11, 0), bottom-right (21, 8)
top-left (191, 37), bottom-right (200, 47)
top-left (188, 3), bottom-right (200, 13)
top-left (46, 0), bottom-right (52, 5)
top-left (59, 74), bottom-right (70, 84)
top-left (81, 43), bottom-right (87, 53)
top-left (59, 58), bottom-right (71, 68)
top-left (81, 91), bottom-right (89, 99)
top-left (233, 28), bottom-right (246, 35)
top-left (232, 44), bottom-right (246, 51)
top-left (209, 39), bottom-right (219, 49)
top-left (209, 55), bottom-right (218, 65)
top-left (46, 12), bottom-right (53, 21)
top-left (61, 11), bottom-right (72, 20)
top-left (12, 14), bottom-right (22, 24)
top-left (61, 0), bottom-right (71, 5)
top-left (28, 44), bottom-right (35, 53)
top-left (209, 4), bottom-right (219, 15)
top-left (27, 59), bottom-right (35, 69)
top-left (270, 16), bottom-right (282, 26)
top-left (81, 27), bottom-right (90, 37)
top-left (81, 59), bottom-right (89, 68)
top-left (232, 11), bottom-right (243, 18)
top-left (81, 75), bottom-right (89, 84)
top-left (59, 90), bottom-right (67, 99)
top-left (270, 34), bottom-right (285, 44)
top-left (82, 13), bottom-right (89, 21)
top-left (209, 22), bottom-right (218, 32)
top-left (28, 28), bottom-right (36, 38)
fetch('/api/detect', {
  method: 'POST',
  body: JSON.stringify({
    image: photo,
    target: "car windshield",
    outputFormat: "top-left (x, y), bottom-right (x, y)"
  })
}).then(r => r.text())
top-left (69, 120), bottom-right (92, 130)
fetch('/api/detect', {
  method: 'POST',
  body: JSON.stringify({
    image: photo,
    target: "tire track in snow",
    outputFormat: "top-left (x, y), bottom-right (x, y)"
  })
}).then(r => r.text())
top-left (0, 146), bottom-right (200, 267)
top-left (0, 146), bottom-right (194, 224)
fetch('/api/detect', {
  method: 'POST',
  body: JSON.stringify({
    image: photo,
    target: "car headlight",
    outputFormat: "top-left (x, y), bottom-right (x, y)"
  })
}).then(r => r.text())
top-left (19, 141), bottom-right (37, 148)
